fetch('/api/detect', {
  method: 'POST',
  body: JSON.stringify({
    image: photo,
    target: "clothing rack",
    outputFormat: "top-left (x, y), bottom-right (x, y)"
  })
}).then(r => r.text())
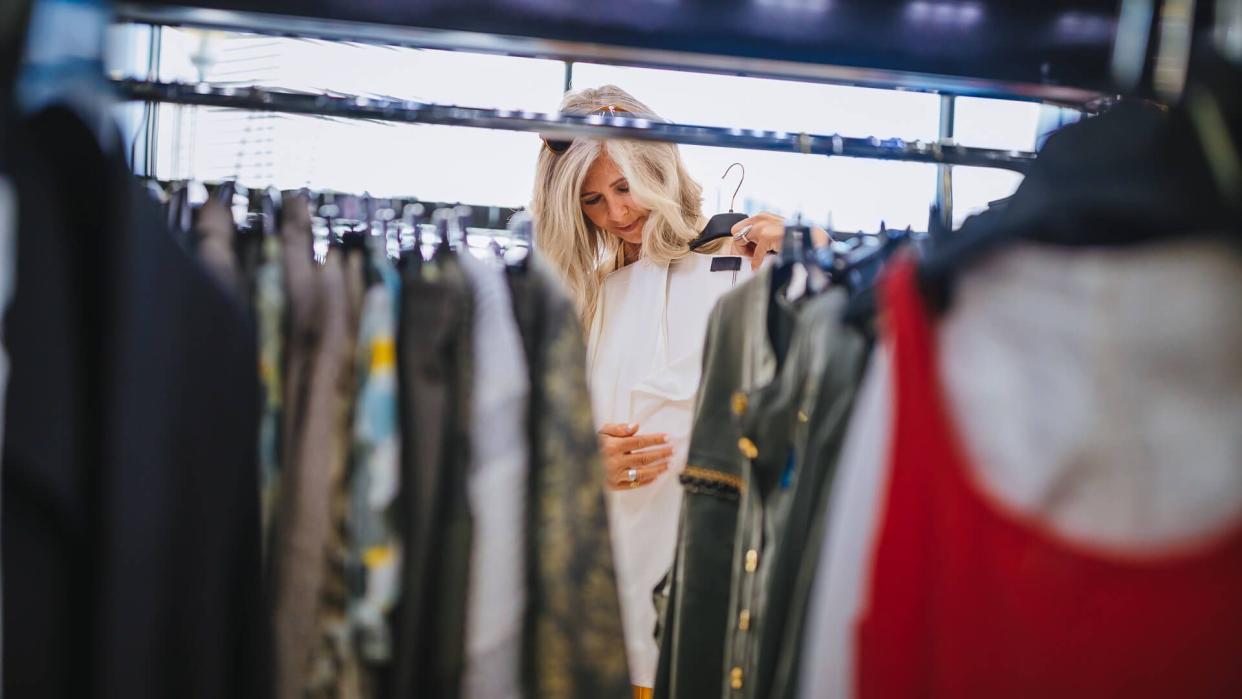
top-left (114, 79), bottom-right (1038, 173)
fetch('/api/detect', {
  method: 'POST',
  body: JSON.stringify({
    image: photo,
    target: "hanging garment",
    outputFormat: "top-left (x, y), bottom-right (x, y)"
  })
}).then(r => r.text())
top-left (800, 250), bottom-right (1242, 699)
top-left (392, 250), bottom-right (474, 699)
top-left (800, 87), bottom-right (1242, 699)
top-left (722, 288), bottom-right (867, 699)
top-left (3, 106), bottom-right (262, 698)
top-left (304, 246), bottom-right (369, 698)
top-left (346, 236), bottom-right (402, 681)
top-left (763, 332), bottom-right (869, 699)
top-left (588, 251), bottom-right (752, 688)
top-left (195, 196), bottom-right (244, 301)
top-left (235, 225), bottom-right (265, 309)
top-left (507, 254), bottom-right (631, 699)
top-left (257, 231), bottom-right (287, 558)
top-left (458, 251), bottom-right (530, 699)
top-left (0, 153), bottom-right (15, 692)
top-left (653, 264), bottom-right (776, 699)
top-left (270, 239), bottom-right (359, 699)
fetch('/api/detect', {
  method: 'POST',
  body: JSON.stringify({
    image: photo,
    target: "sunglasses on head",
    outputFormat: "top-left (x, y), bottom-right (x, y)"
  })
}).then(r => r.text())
top-left (540, 104), bottom-right (631, 155)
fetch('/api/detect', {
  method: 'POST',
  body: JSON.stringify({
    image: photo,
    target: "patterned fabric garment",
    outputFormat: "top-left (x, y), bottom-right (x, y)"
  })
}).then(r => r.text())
top-left (256, 232), bottom-right (286, 560)
top-left (346, 238), bottom-right (403, 678)
top-left (304, 248), bottom-right (369, 699)
top-left (270, 195), bottom-right (361, 699)
top-left (506, 256), bottom-right (630, 699)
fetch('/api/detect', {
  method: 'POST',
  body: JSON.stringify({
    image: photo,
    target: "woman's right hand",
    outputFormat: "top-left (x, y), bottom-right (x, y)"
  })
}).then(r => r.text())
top-left (598, 423), bottom-right (672, 490)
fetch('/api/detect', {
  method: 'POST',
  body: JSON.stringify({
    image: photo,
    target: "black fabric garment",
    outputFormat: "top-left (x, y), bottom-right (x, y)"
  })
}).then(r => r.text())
top-left (655, 266), bottom-right (787, 699)
top-left (391, 250), bottom-right (474, 699)
top-left (919, 57), bottom-right (1242, 312)
top-left (2, 106), bottom-right (263, 698)
top-left (234, 228), bottom-right (264, 310)
top-left (506, 256), bottom-right (630, 699)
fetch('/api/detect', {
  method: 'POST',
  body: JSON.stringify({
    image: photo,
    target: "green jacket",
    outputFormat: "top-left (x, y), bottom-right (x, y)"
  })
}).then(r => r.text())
top-left (723, 288), bottom-right (868, 699)
top-left (654, 271), bottom-right (868, 699)
top-left (654, 266), bottom-right (787, 698)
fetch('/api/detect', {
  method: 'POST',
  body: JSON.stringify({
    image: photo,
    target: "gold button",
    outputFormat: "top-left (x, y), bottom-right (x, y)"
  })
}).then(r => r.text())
top-left (737, 437), bottom-right (758, 460)
top-left (738, 609), bottom-right (751, 631)
top-left (798, 410), bottom-right (810, 423)
top-left (730, 666), bottom-right (744, 690)
top-left (731, 391), bottom-right (749, 416)
top-left (745, 549), bottom-right (759, 573)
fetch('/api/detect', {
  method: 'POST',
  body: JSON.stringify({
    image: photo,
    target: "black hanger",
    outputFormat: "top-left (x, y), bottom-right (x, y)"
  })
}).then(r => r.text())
top-left (688, 162), bottom-right (748, 251)
top-left (341, 194), bottom-right (370, 252)
top-left (320, 194), bottom-right (342, 251)
top-left (398, 202), bottom-right (425, 269)
top-left (251, 186), bottom-right (281, 238)
top-left (843, 225), bottom-right (911, 292)
top-left (770, 221), bottom-right (832, 298)
top-left (764, 222), bottom-right (823, 366)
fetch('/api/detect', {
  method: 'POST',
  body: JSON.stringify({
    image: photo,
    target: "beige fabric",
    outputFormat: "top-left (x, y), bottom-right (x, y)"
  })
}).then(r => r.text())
top-left (271, 194), bottom-right (359, 699)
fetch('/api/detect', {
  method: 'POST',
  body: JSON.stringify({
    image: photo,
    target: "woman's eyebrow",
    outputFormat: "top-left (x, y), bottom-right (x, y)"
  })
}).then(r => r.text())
top-left (610, 177), bottom-right (627, 188)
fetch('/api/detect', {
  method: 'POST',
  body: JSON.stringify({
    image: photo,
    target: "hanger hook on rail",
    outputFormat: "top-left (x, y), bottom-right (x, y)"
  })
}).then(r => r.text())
top-left (722, 162), bottom-right (745, 212)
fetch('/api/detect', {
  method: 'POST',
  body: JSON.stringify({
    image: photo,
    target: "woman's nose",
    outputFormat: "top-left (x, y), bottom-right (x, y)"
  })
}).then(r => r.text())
top-left (607, 197), bottom-right (629, 223)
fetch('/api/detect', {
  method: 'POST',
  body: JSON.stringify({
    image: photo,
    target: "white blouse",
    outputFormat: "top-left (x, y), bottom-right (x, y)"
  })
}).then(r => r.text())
top-left (587, 251), bottom-right (753, 687)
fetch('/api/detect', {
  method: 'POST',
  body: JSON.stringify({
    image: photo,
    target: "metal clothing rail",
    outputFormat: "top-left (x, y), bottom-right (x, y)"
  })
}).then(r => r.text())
top-left (114, 79), bottom-right (1038, 173)
top-left (112, 3), bottom-right (1112, 105)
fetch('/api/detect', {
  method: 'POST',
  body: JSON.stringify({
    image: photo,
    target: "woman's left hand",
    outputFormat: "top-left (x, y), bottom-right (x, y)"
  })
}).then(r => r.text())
top-left (731, 212), bottom-right (830, 271)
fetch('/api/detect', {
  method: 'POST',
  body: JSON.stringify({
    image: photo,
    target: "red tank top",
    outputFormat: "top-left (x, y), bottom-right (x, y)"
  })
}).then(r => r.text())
top-left (855, 258), bottom-right (1242, 698)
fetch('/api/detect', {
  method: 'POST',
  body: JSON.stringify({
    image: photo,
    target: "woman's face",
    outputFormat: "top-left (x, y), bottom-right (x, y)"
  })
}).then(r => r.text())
top-left (580, 153), bottom-right (649, 246)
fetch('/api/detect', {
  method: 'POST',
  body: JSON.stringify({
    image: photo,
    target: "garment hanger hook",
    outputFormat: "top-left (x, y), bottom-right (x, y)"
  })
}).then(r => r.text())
top-left (721, 162), bottom-right (745, 212)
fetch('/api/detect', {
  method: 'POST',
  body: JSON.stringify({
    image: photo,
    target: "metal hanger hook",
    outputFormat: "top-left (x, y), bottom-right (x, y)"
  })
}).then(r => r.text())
top-left (721, 162), bottom-right (745, 212)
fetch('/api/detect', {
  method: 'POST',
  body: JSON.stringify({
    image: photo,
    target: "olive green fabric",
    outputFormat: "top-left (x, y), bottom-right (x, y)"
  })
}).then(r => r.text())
top-left (654, 266), bottom-right (787, 699)
top-left (723, 288), bottom-right (868, 699)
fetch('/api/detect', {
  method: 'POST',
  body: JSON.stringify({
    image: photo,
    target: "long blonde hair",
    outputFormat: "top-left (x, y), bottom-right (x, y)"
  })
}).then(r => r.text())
top-left (531, 85), bottom-right (720, 330)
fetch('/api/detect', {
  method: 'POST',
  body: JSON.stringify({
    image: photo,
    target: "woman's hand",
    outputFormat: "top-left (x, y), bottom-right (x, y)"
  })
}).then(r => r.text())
top-left (598, 423), bottom-right (672, 490)
top-left (731, 212), bottom-right (830, 271)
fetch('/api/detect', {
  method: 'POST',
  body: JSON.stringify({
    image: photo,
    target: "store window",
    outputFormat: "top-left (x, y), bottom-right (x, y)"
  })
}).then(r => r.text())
top-left (950, 96), bottom-right (1043, 226)
top-left (130, 28), bottom-right (565, 203)
top-left (110, 27), bottom-right (1063, 232)
top-left (570, 63), bottom-right (942, 232)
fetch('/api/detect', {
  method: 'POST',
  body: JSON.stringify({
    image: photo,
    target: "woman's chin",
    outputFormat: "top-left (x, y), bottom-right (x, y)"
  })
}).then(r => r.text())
top-left (612, 230), bottom-right (643, 245)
